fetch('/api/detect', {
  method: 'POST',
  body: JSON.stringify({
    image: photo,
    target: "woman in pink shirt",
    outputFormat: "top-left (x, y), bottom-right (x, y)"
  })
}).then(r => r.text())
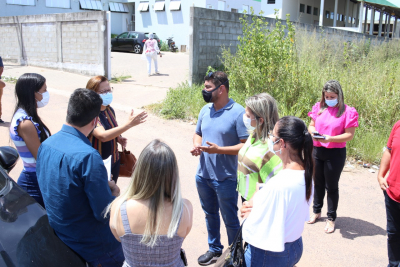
top-left (143, 33), bottom-right (161, 76)
top-left (307, 80), bottom-right (359, 233)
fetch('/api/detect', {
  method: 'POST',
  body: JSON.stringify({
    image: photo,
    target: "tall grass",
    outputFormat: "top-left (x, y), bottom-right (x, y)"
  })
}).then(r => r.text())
top-left (150, 12), bottom-right (400, 163)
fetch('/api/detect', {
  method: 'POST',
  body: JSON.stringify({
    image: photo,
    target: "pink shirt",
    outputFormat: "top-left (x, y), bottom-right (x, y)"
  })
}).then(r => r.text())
top-left (386, 120), bottom-right (400, 203)
top-left (308, 102), bottom-right (359, 148)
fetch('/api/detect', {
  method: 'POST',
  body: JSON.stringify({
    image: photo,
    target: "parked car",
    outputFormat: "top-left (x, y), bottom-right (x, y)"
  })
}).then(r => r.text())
top-left (111, 32), bottom-right (161, 54)
top-left (0, 146), bottom-right (86, 267)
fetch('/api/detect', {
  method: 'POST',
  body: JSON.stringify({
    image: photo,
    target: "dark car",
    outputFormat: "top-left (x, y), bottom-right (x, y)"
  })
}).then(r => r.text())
top-left (111, 32), bottom-right (161, 54)
top-left (0, 146), bottom-right (86, 267)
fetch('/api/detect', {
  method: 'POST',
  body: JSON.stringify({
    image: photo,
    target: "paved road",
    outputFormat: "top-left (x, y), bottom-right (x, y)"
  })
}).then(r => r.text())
top-left (0, 52), bottom-right (389, 266)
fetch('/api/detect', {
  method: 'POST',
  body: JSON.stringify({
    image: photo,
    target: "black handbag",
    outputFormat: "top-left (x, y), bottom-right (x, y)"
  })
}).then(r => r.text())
top-left (214, 221), bottom-right (247, 267)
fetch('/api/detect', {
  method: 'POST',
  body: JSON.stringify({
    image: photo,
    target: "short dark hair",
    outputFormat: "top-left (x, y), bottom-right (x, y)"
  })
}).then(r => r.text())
top-left (66, 88), bottom-right (102, 127)
top-left (204, 71), bottom-right (229, 92)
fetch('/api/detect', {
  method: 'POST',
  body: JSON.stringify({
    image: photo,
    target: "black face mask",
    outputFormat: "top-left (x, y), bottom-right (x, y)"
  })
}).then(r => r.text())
top-left (202, 80), bottom-right (228, 103)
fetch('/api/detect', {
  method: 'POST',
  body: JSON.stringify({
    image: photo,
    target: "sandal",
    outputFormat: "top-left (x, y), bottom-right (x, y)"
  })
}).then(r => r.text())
top-left (324, 219), bottom-right (335, 234)
top-left (307, 213), bottom-right (321, 224)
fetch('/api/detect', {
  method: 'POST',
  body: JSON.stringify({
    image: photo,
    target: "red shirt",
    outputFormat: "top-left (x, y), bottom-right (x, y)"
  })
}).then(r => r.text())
top-left (387, 120), bottom-right (400, 203)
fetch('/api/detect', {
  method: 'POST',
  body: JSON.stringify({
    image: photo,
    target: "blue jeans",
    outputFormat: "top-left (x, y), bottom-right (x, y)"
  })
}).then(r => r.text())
top-left (17, 170), bottom-right (45, 208)
top-left (196, 175), bottom-right (240, 253)
top-left (244, 237), bottom-right (303, 267)
top-left (87, 245), bottom-right (125, 267)
top-left (384, 191), bottom-right (400, 267)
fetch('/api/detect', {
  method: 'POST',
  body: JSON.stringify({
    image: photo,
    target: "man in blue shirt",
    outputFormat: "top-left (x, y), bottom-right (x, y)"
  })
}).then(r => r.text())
top-left (190, 71), bottom-right (249, 265)
top-left (37, 89), bottom-right (124, 267)
top-left (0, 56), bottom-right (5, 123)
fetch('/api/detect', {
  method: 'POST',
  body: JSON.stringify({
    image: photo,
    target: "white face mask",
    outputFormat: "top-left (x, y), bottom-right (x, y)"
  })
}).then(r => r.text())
top-left (270, 136), bottom-right (282, 154)
top-left (325, 98), bottom-right (338, 107)
top-left (36, 91), bottom-right (50, 108)
top-left (243, 114), bottom-right (256, 131)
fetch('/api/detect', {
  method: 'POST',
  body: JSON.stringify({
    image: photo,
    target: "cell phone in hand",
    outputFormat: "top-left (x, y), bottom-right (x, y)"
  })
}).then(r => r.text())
top-left (312, 131), bottom-right (325, 140)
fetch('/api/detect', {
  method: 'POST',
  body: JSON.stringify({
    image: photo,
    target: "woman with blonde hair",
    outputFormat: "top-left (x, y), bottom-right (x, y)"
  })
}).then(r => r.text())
top-left (238, 93), bottom-right (282, 202)
top-left (107, 139), bottom-right (193, 267)
top-left (86, 75), bottom-right (148, 183)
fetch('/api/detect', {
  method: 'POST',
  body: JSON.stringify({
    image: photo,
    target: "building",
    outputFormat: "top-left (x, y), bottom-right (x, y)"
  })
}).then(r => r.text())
top-left (0, 0), bottom-right (134, 34)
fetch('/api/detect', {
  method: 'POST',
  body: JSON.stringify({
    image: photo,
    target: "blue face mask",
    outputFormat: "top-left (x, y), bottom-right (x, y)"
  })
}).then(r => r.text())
top-left (325, 98), bottom-right (338, 107)
top-left (100, 92), bottom-right (113, 106)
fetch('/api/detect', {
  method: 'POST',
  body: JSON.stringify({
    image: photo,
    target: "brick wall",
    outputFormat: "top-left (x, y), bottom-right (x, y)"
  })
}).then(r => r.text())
top-left (0, 12), bottom-right (110, 77)
top-left (189, 7), bottom-right (386, 85)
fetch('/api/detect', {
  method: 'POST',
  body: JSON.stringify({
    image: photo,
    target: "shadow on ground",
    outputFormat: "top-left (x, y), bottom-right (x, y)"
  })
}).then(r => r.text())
top-left (335, 216), bottom-right (386, 240)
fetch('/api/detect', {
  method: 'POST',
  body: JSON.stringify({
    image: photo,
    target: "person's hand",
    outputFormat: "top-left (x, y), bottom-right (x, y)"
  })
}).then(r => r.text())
top-left (378, 176), bottom-right (389, 191)
top-left (125, 109), bottom-right (148, 128)
top-left (199, 141), bottom-right (220, 154)
top-left (190, 145), bottom-right (202, 156)
top-left (108, 180), bottom-right (120, 197)
top-left (240, 200), bottom-right (253, 218)
top-left (117, 136), bottom-right (127, 149)
top-left (313, 134), bottom-right (331, 143)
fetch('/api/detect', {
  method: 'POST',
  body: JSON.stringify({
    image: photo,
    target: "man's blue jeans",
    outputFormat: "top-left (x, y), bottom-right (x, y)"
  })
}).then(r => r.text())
top-left (87, 245), bottom-right (125, 267)
top-left (384, 191), bottom-right (400, 267)
top-left (196, 175), bottom-right (240, 253)
top-left (244, 237), bottom-right (303, 267)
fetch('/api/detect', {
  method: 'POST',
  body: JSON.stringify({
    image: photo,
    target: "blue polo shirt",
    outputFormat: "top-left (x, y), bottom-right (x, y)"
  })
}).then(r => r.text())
top-left (196, 98), bottom-right (248, 181)
top-left (36, 124), bottom-right (121, 262)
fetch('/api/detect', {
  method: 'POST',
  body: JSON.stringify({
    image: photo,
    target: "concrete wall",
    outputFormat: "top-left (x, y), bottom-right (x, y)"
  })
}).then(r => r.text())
top-left (0, 11), bottom-right (110, 77)
top-left (0, 0), bottom-right (133, 35)
top-left (189, 6), bottom-right (386, 84)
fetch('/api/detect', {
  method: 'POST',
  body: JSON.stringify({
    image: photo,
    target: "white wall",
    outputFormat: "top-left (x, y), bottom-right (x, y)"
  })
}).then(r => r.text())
top-left (205, 0), bottom-right (262, 14)
top-left (261, 0), bottom-right (282, 18)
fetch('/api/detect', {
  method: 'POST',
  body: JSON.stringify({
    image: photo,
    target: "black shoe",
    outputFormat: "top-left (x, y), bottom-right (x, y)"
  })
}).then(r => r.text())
top-left (0, 119), bottom-right (4, 123)
top-left (198, 251), bottom-right (222, 266)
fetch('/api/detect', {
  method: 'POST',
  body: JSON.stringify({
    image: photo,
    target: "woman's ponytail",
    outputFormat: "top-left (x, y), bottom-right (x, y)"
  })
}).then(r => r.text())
top-left (302, 131), bottom-right (314, 201)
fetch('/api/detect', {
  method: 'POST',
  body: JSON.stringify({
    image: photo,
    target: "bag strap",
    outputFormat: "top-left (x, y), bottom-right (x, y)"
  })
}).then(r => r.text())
top-left (230, 220), bottom-right (246, 252)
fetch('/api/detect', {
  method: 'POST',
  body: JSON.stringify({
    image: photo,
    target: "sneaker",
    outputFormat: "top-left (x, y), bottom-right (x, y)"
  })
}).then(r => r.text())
top-left (198, 251), bottom-right (221, 266)
top-left (0, 119), bottom-right (4, 123)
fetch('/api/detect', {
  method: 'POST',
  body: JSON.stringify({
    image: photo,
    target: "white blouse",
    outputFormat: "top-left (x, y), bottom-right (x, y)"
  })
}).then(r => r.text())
top-left (242, 169), bottom-right (311, 252)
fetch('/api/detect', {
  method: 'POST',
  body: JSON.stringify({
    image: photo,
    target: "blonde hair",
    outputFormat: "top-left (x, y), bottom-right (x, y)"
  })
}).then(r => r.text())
top-left (245, 93), bottom-right (279, 142)
top-left (105, 139), bottom-right (182, 247)
top-left (86, 76), bottom-right (108, 93)
top-left (318, 80), bottom-right (345, 118)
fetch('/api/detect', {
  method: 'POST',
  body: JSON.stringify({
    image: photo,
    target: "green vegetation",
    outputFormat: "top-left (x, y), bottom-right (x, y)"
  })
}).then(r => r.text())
top-left (160, 40), bottom-right (170, 52)
top-left (111, 33), bottom-right (118, 38)
top-left (110, 74), bottom-right (132, 83)
top-left (2, 76), bottom-right (18, 83)
top-left (149, 10), bottom-right (400, 163)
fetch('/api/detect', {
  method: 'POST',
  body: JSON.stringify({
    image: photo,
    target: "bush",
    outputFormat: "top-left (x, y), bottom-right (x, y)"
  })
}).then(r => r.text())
top-left (160, 40), bottom-right (170, 52)
top-left (151, 10), bottom-right (400, 163)
top-left (111, 33), bottom-right (118, 38)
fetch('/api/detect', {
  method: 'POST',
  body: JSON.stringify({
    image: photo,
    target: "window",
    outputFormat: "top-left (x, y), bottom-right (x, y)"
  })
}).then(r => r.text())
top-left (306, 5), bottom-right (311, 14)
top-left (109, 2), bottom-right (129, 12)
top-left (154, 1), bottom-right (165, 11)
top-left (138, 2), bottom-right (149, 12)
top-left (267, 0), bottom-right (275, 3)
top-left (80, 0), bottom-right (102, 10)
top-left (46, 0), bottom-right (70, 8)
top-left (242, 5), bottom-right (249, 13)
top-left (231, 8), bottom-right (238, 13)
top-left (313, 7), bottom-right (318, 16)
top-left (6, 0), bottom-right (35, 6)
top-left (330, 12), bottom-right (334, 20)
top-left (207, 5), bottom-right (213, 9)
top-left (118, 32), bottom-right (129, 38)
top-left (325, 10), bottom-right (329, 19)
top-left (169, 1), bottom-right (181, 11)
top-left (299, 4), bottom-right (305, 13)
top-left (128, 33), bottom-right (138, 39)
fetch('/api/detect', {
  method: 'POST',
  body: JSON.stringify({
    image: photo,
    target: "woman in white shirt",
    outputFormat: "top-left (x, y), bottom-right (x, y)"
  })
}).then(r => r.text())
top-left (241, 116), bottom-right (314, 267)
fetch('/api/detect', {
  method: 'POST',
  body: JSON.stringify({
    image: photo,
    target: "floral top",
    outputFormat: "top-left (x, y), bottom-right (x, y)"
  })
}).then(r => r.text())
top-left (308, 102), bottom-right (359, 148)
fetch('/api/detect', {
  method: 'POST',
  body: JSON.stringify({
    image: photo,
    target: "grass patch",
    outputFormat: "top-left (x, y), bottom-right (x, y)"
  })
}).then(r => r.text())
top-left (152, 10), bottom-right (400, 163)
top-left (160, 40), bottom-right (170, 52)
top-left (110, 75), bottom-right (132, 83)
top-left (2, 76), bottom-right (18, 83)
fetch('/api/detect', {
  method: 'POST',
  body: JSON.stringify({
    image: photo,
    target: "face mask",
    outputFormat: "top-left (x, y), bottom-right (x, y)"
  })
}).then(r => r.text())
top-left (202, 86), bottom-right (220, 103)
top-left (36, 91), bottom-right (50, 108)
top-left (100, 92), bottom-right (113, 106)
top-left (243, 114), bottom-right (256, 131)
top-left (270, 136), bottom-right (281, 154)
top-left (325, 98), bottom-right (338, 107)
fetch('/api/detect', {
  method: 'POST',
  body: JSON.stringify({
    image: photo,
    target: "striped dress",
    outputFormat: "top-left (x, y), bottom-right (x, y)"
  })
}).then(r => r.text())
top-left (9, 108), bottom-right (43, 172)
top-left (237, 132), bottom-right (283, 201)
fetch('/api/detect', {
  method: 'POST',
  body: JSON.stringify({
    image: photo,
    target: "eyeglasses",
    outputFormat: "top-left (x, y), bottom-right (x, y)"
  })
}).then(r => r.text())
top-left (99, 87), bottom-right (113, 94)
top-left (207, 72), bottom-right (229, 87)
top-left (268, 132), bottom-right (281, 144)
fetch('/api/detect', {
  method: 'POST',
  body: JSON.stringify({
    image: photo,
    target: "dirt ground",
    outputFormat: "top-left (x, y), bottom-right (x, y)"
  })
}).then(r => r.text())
top-left (0, 52), bottom-right (389, 266)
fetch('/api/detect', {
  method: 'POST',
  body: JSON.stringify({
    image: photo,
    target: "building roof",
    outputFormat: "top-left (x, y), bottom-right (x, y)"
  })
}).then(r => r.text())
top-left (359, 0), bottom-right (400, 17)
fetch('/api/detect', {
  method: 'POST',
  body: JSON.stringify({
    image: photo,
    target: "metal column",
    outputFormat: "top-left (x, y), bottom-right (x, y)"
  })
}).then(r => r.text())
top-left (319, 0), bottom-right (325, 26)
top-left (333, 0), bottom-right (338, 27)
top-left (358, 1), bottom-right (364, 33)
top-left (369, 8), bottom-right (375, 35)
top-left (345, 0), bottom-right (350, 27)
top-left (378, 11), bottom-right (383, 36)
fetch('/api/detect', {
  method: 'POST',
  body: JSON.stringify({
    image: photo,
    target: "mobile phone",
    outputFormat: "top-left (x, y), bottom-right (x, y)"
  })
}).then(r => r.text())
top-left (312, 131), bottom-right (325, 139)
